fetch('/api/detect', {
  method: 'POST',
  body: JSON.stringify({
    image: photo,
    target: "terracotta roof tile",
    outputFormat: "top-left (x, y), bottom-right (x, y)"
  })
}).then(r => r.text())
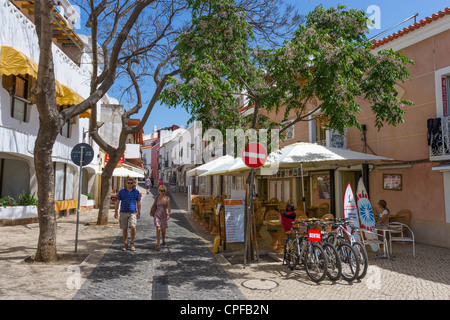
top-left (371, 7), bottom-right (450, 49)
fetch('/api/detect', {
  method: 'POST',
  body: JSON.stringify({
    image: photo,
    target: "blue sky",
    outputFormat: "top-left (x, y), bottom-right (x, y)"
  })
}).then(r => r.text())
top-left (128, 0), bottom-right (449, 136)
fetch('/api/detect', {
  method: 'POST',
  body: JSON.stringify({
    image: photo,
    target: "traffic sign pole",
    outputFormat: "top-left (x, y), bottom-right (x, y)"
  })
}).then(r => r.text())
top-left (75, 145), bottom-right (84, 253)
top-left (71, 143), bottom-right (94, 253)
top-left (241, 143), bottom-right (266, 268)
top-left (244, 167), bottom-right (255, 268)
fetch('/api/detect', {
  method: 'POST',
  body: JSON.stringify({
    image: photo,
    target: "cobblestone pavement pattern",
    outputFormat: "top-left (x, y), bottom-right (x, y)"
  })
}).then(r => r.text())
top-left (74, 187), bottom-right (244, 300)
top-left (1, 185), bottom-right (449, 300)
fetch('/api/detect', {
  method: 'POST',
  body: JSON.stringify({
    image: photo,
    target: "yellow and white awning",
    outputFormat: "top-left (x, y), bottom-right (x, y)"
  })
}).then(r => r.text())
top-left (0, 46), bottom-right (90, 117)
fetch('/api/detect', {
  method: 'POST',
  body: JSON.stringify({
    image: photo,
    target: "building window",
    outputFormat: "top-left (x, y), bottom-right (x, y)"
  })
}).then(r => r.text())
top-left (315, 115), bottom-right (328, 145)
top-left (281, 120), bottom-right (294, 140)
top-left (54, 162), bottom-right (75, 201)
top-left (56, 105), bottom-right (72, 138)
top-left (2, 74), bottom-right (31, 122)
top-left (0, 157), bottom-right (30, 199)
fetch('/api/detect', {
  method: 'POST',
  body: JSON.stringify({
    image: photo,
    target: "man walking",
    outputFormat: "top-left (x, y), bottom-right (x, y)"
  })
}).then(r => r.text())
top-left (114, 178), bottom-right (141, 251)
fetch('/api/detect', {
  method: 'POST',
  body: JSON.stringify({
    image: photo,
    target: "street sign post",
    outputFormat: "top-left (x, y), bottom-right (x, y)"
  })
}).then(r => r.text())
top-left (71, 143), bottom-right (94, 253)
top-left (241, 143), bottom-right (267, 267)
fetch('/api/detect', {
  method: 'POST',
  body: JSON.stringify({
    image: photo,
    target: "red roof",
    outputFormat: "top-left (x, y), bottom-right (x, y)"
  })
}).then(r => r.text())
top-left (371, 7), bottom-right (450, 49)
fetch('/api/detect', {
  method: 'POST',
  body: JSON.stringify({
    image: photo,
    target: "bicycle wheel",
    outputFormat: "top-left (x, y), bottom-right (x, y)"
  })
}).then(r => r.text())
top-left (285, 239), bottom-right (299, 270)
top-left (326, 233), bottom-right (336, 245)
top-left (322, 243), bottom-right (342, 281)
top-left (352, 241), bottom-right (369, 280)
top-left (304, 243), bottom-right (328, 283)
top-left (338, 243), bottom-right (360, 282)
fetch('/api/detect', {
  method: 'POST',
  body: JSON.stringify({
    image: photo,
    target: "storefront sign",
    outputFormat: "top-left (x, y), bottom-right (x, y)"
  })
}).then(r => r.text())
top-left (308, 230), bottom-right (321, 242)
top-left (224, 199), bottom-right (245, 243)
top-left (105, 154), bottom-right (124, 164)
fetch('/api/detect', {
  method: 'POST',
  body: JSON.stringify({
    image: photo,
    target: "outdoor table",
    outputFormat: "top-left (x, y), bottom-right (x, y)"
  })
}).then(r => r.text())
top-left (373, 226), bottom-right (399, 260)
top-left (264, 220), bottom-right (284, 253)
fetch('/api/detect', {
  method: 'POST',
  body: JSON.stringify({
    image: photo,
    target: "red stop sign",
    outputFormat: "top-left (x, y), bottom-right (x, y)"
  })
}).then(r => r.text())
top-left (242, 142), bottom-right (267, 168)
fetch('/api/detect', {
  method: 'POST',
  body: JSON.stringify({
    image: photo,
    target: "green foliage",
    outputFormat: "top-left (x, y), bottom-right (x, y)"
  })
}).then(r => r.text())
top-left (161, 2), bottom-right (414, 136)
top-left (17, 191), bottom-right (38, 206)
top-left (82, 193), bottom-right (93, 200)
top-left (0, 192), bottom-right (38, 207)
top-left (0, 196), bottom-right (16, 208)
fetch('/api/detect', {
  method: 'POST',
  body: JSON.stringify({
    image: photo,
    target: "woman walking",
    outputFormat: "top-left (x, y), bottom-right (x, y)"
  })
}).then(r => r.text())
top-left (152, 185), bottom-right (171, 251)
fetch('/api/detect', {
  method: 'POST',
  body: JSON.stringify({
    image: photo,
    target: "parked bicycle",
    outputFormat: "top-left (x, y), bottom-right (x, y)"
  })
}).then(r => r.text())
top-left (283, 220), bottom-right (329, 283)
top-left (314, 221), bottom-right (343, 281)
top-left (324, 217), bottom-right (368, 281)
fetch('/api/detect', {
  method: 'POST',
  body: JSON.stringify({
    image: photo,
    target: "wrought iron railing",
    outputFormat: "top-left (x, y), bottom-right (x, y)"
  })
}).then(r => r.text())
top-left (428, 117), bottom-right (450, 158)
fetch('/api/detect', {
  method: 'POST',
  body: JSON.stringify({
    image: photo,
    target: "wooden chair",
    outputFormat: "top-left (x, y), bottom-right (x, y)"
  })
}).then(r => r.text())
top-left (277, 201), bottom-right (288, 212)
top-left (294, 209), bottom-right (307, 218)
top-left (264, 210), bottom-right (282, 252)
top-left (193, 202), bottom-right (204, 222)
top-left (201, 202), bottom-right (215, 230)
top-left (392, 209), bottom-right (412, 226)
top-left (265, 210), bottom-right (280, 223)
top-left (293, 215), bottom-right (308, 234)
top-left (265, 210), bottom-right (281, 233)
top-left (321, 213), bottom-right (334, 221)
top-left (210, 204), bottom-right (220, 235)
top-left (317, 202), bottom-right (330, 217)
top-left (255, 206), bottom-right (266, 240)
top-left (320, 213), bottom-right (334, 231)
top-left (269, 198), bottom-right (278, 204)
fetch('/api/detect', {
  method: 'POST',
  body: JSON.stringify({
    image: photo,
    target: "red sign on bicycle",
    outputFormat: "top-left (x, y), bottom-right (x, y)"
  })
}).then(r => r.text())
top-left (308, 230), bottom-right (321, 242)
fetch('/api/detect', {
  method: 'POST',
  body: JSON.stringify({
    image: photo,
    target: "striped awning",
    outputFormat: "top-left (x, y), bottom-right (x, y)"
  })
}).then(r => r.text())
top-left (0, 46), bottom-right (89, 117)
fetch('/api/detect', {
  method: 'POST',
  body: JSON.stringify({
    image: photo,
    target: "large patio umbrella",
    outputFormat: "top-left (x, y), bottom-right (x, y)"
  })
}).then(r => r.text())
top-left (110, 167), bottom-right (145, 178)
top-left (265, 142), bottom-right (392, 213)
top-left (186, 155), bottom-right (235, 177)
top-left (198, 156), bottom-right (246, 176)
top-left (223, 142), bottom-right (392, 212)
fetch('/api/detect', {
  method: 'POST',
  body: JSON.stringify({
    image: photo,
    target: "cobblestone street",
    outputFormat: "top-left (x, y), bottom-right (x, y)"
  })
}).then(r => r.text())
top-left (1, 186), bottom-right (449, 306)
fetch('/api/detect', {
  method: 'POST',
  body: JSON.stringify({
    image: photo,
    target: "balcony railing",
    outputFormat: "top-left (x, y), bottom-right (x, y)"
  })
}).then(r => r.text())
top-left (428, 117), bottom-right (450, 159)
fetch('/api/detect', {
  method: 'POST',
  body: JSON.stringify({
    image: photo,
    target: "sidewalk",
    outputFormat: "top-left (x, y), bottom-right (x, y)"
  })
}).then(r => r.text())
top-left (1, 188), bottom-right (450, 300)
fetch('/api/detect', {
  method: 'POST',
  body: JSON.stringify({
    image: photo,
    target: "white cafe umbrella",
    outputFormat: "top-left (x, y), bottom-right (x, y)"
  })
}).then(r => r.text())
top-left (186, 155), bottom-right (235, 177)
top-left (265, 142), bottom-right (392, 213)
top-left (199, 156), bottom-right (246, 176)
top-left (226, 142), bottom-right (392, 212)
top-left (110, 167), bottom-right (145, 178)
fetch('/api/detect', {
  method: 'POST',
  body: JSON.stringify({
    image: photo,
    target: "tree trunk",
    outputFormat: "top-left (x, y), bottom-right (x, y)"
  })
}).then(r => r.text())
top-left (97, 167), bottom-right (113, 225)
top-left (96, 148), bottom-right (125, 225)
top-left (34, 125), bottom-right (59, 262)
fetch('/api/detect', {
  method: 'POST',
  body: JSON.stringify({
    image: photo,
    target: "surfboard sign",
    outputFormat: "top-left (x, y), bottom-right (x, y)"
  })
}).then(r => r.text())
top-left (343, 182), bottom-right (360, 241)
top-left (356, 178), bottom-right (376, 231)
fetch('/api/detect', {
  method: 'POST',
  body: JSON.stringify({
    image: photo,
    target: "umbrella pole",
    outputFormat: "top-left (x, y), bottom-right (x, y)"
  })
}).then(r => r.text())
top-left (301, 162), bottom-right (306, 214)
top-left (244, 168), bottom-right (255, 268)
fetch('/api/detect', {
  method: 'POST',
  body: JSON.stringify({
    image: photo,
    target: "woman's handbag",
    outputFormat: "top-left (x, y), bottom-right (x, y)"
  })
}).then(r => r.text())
top-left (150, 196), bottom-right (158, 217)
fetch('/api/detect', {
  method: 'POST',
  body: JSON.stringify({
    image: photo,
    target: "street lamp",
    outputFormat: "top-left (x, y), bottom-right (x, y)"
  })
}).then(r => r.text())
top-left (83, 121), bottom-right (104, 142)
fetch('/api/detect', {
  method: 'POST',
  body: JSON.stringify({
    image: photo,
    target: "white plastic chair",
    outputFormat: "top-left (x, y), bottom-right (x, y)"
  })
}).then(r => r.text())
top-left (356, 228), bottom-right (390, 259)
top-left (388, 222), bottom-right (415, 258)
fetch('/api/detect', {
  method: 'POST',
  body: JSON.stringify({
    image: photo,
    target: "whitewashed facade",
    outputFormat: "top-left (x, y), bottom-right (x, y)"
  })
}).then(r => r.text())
top-left (0, 0), bottom-right (116, 222)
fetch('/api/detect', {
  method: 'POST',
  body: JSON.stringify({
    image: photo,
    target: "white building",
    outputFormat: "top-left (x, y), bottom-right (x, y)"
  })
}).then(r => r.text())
top-left (0, 0), bottom-right (116, 223)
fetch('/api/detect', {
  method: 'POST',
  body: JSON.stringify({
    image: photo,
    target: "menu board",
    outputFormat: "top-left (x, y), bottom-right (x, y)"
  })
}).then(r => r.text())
top-left (224, 199), bottom-right (245, 243)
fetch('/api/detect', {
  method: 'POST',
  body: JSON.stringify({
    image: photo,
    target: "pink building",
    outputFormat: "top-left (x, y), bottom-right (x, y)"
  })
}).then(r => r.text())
top-left (348, 7), bottom-right (450, 248)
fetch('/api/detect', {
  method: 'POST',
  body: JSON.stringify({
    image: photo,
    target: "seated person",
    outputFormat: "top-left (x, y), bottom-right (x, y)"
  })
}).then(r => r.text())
top-left (280, 203), bottom-right (296, 233)
top-left (375, 200), bottom-right (390, 228)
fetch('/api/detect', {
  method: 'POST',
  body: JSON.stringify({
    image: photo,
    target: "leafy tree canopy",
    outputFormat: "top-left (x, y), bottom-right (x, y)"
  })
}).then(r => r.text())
top-left (160, 1), bottom-right (414, 136)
